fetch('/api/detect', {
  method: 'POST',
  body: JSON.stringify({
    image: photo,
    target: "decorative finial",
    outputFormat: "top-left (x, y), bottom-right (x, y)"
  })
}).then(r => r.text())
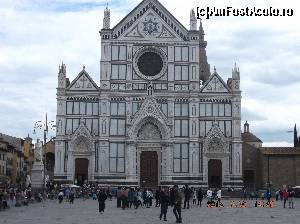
top-left (213, 66), bottom-right (217, 73)
top-left (83, 65), bottom-right (85, 70)
top-left (80, 114), bottom-right (85, 124)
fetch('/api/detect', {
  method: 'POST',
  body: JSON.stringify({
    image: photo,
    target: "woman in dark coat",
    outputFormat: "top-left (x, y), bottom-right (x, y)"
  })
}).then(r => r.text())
top-left (97, 189), bottom-right (107, 213)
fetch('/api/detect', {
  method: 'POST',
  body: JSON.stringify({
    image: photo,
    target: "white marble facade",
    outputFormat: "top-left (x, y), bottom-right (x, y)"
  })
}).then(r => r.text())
top-left (54, 0), bottom-right (243, 188)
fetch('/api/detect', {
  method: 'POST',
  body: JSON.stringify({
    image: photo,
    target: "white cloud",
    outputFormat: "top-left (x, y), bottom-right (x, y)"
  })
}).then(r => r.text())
top-left (0, 0), bottom-right (299, 146)
top-left (263, 142), bottom-right (293, 147)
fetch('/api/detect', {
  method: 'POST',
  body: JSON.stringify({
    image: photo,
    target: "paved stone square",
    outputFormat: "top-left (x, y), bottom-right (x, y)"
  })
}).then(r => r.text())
top-left (1, 199), bottom-right (299, 224)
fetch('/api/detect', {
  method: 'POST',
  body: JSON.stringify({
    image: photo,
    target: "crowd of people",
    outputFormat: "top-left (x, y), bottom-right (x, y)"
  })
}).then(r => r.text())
top-left (0, 186), bottom-right (43, 211)
top-left (107, 184), bottom-right (206, 223)
top-left (1, 182), bottom-right (297, 223)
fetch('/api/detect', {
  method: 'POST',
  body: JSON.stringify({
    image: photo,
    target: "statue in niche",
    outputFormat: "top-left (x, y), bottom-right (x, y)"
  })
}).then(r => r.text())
top-left (57, 119), bottom-right (63, 134)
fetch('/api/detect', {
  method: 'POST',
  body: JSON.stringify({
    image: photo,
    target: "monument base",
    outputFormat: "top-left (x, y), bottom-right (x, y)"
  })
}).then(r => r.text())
top-left (31, 162), bottom-right (44, 191)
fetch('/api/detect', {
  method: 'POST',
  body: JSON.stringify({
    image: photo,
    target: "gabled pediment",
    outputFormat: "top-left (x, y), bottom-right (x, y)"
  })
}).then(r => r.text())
top-left (111, 0), bottom-right (188, 41)
top-left (119, 10), bottom-right (181, 41)
top-left (201, 71), bottom-right (231, 93)
top-left (204, 122), bottom-right (228, 154)
top-left (71, 118), bottom-right (94, 152)
top-left (68, 69), bottom-right (98, 91)
top-left (128, 96), bottom-right (172, 140)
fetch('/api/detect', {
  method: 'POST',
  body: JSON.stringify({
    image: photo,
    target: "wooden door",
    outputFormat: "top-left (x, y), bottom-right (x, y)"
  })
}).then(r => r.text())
top-left (75, 158), bottom-right (89, 185)
top-left (140, 151), bottom-right (158, 188)
top-left (208, 159), bottom-right (222, 188)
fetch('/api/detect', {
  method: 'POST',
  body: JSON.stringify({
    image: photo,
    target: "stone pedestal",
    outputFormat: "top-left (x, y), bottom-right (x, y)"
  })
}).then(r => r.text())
top-left (31, 162), bottom-right (44, 191)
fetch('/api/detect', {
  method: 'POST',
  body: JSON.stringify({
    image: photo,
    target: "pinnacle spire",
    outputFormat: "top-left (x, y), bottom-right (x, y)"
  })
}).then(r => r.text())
top-left (232, 62), bottom-right (240, 80)
top-left (199, 18), bottom-right (204, 40)
top-left (103, 4), bottom-right (111, 29)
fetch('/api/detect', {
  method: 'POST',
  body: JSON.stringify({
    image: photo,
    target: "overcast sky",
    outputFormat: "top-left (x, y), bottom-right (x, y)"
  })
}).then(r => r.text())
top-left (0, 0), bottom-right (299, 146)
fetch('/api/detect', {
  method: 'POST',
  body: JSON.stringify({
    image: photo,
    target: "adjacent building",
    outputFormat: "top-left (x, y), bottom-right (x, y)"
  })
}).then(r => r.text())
top-left (0, 133), bottom-right (25, 185)
top-left (54, 0), bottom-right (243, 188)
top-left (242, 122), bottom-right (300, 191)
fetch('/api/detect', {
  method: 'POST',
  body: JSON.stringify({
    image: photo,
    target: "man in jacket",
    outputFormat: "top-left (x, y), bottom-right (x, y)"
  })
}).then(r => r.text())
top-left (173, 185), bottom-right (182, 223)
top-left (183, 184), bottom-right (192, 209)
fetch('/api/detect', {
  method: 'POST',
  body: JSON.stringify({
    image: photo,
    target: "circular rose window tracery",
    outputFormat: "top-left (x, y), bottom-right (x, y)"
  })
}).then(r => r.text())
top-left (133, 47), bottom-right (167, 80)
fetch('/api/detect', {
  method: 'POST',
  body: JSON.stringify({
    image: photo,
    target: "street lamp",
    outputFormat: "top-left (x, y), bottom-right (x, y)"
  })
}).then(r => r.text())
top-left (33, 113), bottom-right (56, 191)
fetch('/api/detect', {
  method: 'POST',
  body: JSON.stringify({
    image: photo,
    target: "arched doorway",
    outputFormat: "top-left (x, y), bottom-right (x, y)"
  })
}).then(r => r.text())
top-left (75, 158), bottom-right (89, 186)
top-left (208, 159), bottom-right (222, 188)
top-left (137, 122), bottom-right (161, 188)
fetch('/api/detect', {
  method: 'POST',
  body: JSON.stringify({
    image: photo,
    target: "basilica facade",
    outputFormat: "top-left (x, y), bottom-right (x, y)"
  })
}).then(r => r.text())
top-left (54, 0), bottom-right (243, 189)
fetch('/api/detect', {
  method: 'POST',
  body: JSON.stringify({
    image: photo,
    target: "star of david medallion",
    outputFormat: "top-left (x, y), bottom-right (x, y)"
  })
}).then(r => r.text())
top-left (147, 106), bottom-right (153, 113)
top-left (143, 18), bottom-right (160, 36)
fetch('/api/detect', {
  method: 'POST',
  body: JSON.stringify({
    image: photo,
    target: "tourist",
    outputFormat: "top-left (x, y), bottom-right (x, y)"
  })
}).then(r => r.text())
top-left (92, 190), bottom-right (97, 200)
top-left (242, 187), bottom-right (247, 200)
top-left (155, 187), bottom-right (161, 207)
top-left (128, 188), bottom-right (134, 208)
top-left (121, 187), bottom-right (128, 210)
top-left (148, 189), bottom-right (154, 207)
top-left (106, 187), bottom-right (112, 201)
top-left (65, 188), bottom-right (70, 202)
top-left (143, 189), bottom-right (148, 207)
top-left (135, 188), bottom-right (143, 209)
top-left (206, 188), bottom-right (213, 203)
top-left (217, 189), bottom-right (222, 204)
top-left (275, 189), bottom-right (280, 201)
top-left (266, 189), bottom-right (271, 203)
top-left (159, 187), bottom-right (170, 221)
top-left (183, 184), bottom-right (192, 209)
top-left (192, 188), bottom-right (197, 205)
top-left (58, 190), bottom-right (64, 204)
top-left (288, 187), bottom-right (295, 209)
top-left (69, 190), bottom-right (75, 204)
top-left (116, 187), bottom-right (122, 208)
top-left (97, 189), bottom-right (107, 214)
top-left (197, 188), bottom-right (203, 206)
top-left (282, 188), bottom-right (289, 208)
top-left (169, 187), bottom-right (175, 207)
top-left (173, 185), bottom-right (182, 223)
top-left (279, 189), bottom-right (283, 200)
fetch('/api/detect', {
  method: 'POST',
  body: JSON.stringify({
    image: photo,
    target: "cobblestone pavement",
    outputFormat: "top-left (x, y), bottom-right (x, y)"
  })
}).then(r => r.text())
top-left (1, 199), bottom-right (299, 224)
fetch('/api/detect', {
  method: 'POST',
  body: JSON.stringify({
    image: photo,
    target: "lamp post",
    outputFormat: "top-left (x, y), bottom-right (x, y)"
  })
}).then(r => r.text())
top-left (33, 113), bottom-right (56, 191)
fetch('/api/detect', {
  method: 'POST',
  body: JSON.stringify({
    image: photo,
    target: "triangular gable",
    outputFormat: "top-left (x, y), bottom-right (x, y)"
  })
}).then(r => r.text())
top-left (70, 118), bottom-right (94, 151)
top-left (201, 71), bottom-right (231, 93)
top-left (68, 69), bottom-right (98, 91)
top-left (204, 122), bottom-right (228, 154)
top-left (119, 10), bottom-right (180, 41)
top-left (132, 96), bottom-right (169, 125)
top-left (111, 0), bottom-right (188, 41)
top-left (128, 96), bottom-right (172, 140)
top-left (72, 118), bottom-right (93, 141)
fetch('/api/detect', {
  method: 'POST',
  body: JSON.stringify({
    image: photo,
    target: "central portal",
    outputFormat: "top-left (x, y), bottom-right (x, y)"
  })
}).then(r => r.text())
top-left (140, 151), bottom-right (158, 188)
top-left (75, 158), bottom-right (89, 186)
top-left (208, 159), bottom-right (222, 189)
